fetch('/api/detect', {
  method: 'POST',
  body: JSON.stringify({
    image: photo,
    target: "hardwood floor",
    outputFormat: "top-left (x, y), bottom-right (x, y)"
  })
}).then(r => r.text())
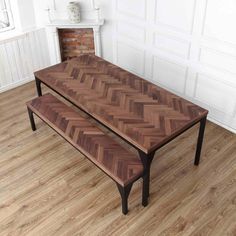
top-left (0, 82), bottom-right (236, 236)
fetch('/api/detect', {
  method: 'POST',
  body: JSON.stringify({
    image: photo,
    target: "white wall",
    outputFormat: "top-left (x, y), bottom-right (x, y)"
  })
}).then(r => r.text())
top-left (112, 0), bottom-right (236, 133)
top-left (9, 0), bottom-right (36, 31)
top-left (0, 28), bottom-right (50, 92)
top-left (0, 1), bottom-right (49, 92)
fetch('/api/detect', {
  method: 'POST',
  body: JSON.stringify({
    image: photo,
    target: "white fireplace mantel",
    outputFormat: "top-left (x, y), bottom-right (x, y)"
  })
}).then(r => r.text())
top-left (46, 19), bottom-right (104, 64)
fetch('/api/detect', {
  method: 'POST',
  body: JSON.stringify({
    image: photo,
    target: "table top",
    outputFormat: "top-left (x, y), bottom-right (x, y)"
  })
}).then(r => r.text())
top-left (35, 54), bottom-right (208, 154)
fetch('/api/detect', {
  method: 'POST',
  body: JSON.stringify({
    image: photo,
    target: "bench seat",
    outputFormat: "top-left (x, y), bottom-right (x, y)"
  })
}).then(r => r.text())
top-left (26, 93), bottom-right (143, 214)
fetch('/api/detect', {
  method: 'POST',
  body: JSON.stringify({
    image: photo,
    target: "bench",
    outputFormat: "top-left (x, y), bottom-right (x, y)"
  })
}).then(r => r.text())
top-left (26, 93), bottom-right (144, 214)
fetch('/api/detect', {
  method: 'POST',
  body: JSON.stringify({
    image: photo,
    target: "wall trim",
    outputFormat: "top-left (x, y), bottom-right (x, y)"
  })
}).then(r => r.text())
top-left (207, 116), bottom-right (236, 134)
top-left (0, 76), bottom-right (34, 93)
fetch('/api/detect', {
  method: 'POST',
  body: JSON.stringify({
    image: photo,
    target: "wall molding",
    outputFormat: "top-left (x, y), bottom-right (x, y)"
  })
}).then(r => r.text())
top-left (0, 28), bottom-right (50, 93)
top-left (116, 41), bottom-right (146, 77)
top-left (153, 32), bottom-right (191, 59)
top-left (117, 20), bottom-right (146, 43)
top-left (199, 47), bottom-right (236, 76)
top-left (0, 76), bottom-right (34, 93)
top-left (116, 0), bottom-right (147, 21)
top-left (151, 55), bottom-right (188, 94)
top-left (155, 0), bottom-right (197, 34)
top-left (201, 0), bottom-right (236, 47)
top-left (207, 117), bottom-right (236, 134)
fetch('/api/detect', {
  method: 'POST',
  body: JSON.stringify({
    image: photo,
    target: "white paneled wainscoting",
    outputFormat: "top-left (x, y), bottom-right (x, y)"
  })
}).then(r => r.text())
top-left (112, 0), bottom-right (236, 133)
top-left (0, 28), bottom-right (50, 93)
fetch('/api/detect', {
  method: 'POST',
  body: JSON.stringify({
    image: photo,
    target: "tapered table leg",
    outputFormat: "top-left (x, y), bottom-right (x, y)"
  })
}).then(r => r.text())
top-left (194, 116), bottom-right (207, 166)
top-left (35, 77), bottom-right (42, 97)
top-left (27, 108), bottom-right (36, 131)
top-left (138, 151), bottom-right (155, 207)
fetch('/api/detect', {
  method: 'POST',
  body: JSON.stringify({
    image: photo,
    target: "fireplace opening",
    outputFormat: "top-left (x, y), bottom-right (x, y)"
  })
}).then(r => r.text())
top-left (58, 28), bottom-right (95, 61)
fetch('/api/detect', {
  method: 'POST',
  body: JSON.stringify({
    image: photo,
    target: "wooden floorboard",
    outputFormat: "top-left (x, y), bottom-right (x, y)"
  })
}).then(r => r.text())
top-left (0, 82), bottom-right (236, 236)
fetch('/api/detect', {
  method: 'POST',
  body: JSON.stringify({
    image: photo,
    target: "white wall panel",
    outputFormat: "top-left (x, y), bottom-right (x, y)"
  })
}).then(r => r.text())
top-left (155, 0), bottom-right (196, 33)
top-left (117, 0), bottom-right (146, 19)
top-left (203, 0), bottom-right (236, 45)
top-left (199, 48), bottom-right (236, 75)
top-left (117, 41), bottom-right (145, 76)
top-left (0, 44), bottom-right (12, 86)
top-left (117, 21), bottom-right (146, 43)
top-left (153, 57), bottom-right (187, 94)
top-left (4, 42), bottom-right (19, 83)
top-left (195, 74), bottom-right (236, 116)
top-left (154, 33), bottom-right (190, 59)
top-left (0, 28), bottom-right (50, 92)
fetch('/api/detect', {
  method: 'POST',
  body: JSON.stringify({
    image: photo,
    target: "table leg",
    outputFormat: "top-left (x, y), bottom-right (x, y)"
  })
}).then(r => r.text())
top-left (194, 116), bottom-right (207, 166)
top-left (27, 107), bottom-right (36, 131)
top-left (142, 171), bottom-right (150, 207)
top-left (35, 77), bottom-right (42, 97)
top-left (138, 151), bottom-right (155, 207)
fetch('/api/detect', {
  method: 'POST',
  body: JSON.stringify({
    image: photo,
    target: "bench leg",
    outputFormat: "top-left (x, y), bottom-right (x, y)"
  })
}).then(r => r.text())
top-left (27, 108), bottom-right (36, 131)
top-left (35, 77), bottom-right (42, 97)
top-left (116, 183), bottom-right (133, 215)
top-left (138, 151), bottom-right (155, 207)
top-left (194, 116), bottom-right (207, 166)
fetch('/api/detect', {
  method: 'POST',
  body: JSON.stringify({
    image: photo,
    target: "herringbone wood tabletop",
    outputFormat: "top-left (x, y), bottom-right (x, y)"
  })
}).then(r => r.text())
top-left (35, 54), bottom-right (208, 154)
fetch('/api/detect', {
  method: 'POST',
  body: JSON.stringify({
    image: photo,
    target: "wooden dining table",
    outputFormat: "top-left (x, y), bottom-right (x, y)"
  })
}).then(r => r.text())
top-left (34, 54), bottom-right (208, 204)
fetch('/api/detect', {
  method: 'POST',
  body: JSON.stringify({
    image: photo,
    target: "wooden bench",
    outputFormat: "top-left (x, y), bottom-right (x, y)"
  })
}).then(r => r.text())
top-left (26, 93), bottom-right (143, 214)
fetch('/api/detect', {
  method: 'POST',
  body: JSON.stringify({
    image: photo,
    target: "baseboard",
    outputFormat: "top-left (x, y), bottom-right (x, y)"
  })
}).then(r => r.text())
top-left (207, 116), bottom-right (236, 134)
top-left (0, 76), bottom-right (34, 93)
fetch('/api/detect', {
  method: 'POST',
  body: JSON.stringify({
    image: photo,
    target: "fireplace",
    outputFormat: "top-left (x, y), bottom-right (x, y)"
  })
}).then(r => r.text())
top-left (58, 28), bottom-right (95, 61)
top-left (46, 19), bottom-right (104, 64)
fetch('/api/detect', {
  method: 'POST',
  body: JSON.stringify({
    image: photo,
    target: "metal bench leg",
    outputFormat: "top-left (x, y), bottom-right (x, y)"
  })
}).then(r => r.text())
top-left (138, 151), bottom-right (155, 207)
top-left (35, 77), bottom-right (42, 97)
top-left (27, 108), bottom-right (36, 131)
top-left (116, 183), bottom-right (133, 215)
top-left (194, 116), bottom-right (207, 166)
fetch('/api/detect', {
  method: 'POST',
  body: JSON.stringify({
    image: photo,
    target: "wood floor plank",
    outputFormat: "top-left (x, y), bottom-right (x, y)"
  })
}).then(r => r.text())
top-left (0, 82), bottom-right (236, 236)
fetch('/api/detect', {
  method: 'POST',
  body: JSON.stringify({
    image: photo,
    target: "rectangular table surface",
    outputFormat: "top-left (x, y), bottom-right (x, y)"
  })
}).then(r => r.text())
top-left (35, 54), bottom-right (208, 154)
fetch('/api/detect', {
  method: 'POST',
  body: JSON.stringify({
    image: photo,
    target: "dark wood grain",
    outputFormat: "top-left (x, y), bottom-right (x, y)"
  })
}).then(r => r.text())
top-left (26, 93), bottom-right (143, 187)
top-left (35, 54), bottom-right (208, 154)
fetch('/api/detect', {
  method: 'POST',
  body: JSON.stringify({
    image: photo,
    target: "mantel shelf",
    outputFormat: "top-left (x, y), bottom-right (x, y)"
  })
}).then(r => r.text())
top-left (47, 19), bottom-right (104, 28)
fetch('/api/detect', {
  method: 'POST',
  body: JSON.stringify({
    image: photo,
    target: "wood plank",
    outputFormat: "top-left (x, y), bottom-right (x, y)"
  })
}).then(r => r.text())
top-left (0, 82), bottom-right (235, 236)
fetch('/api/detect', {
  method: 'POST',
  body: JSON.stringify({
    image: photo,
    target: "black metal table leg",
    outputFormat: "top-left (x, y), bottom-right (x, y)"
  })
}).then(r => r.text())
top-left (116, 183), bottom-right (133, 215)
top-left (27, 108), bottom-right (36, 131)
top-left (142, 172), bottom-right (150, 207)
top-left (35, 77), bottom-right (42, 97)
top-left (194, 116), bottom-right (207, 166)
top-left (138, 151), bottom-right (155, 207)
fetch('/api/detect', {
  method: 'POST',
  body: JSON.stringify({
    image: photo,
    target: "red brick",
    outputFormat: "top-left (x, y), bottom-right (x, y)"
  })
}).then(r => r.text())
top-left (58, 28), bottom-right (95, 61)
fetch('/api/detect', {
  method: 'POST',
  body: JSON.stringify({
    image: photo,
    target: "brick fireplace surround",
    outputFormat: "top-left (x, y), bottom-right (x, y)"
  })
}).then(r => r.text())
top-left (58, 28), bottom-right (95, 61)
top-left (46, 19), bottom-right (104, 64)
